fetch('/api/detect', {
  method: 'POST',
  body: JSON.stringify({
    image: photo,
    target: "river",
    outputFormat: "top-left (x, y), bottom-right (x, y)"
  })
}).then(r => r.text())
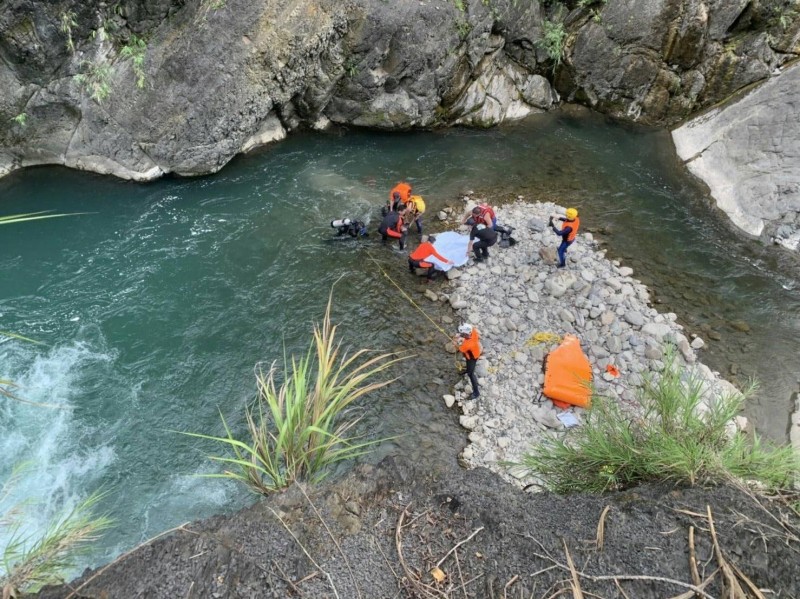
top-left (1, 109), bottom-right (798, 574)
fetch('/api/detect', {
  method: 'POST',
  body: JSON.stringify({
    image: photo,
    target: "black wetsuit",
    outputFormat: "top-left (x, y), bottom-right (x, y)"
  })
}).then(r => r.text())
top-left (470, 226), bottom-right (498, 261)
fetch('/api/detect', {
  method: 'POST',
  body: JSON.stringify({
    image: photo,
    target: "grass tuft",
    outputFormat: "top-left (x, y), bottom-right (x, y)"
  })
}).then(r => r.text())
top-left (185, 290), bottom-right (408, 494)
top-left (517, 350), bottom-right (800, 494)
top-left (1, 489), bottom-right (111, 596)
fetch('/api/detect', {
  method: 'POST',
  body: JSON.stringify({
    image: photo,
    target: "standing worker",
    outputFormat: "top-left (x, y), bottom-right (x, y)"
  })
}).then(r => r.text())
top-left (467, 223), bottom-right (498, 263)
top-left (549, 208), bottom-right (580, 269)
top-left (454, 323), bottom-right (482, 399)
top-left (408, 235), bottom-right (452, 281)
top-left (387, 181), bottom-right (413, 214)
top-left (406, 194), bottom-right (426, 234)
top-left (378, 203), bottom-right (408, 249)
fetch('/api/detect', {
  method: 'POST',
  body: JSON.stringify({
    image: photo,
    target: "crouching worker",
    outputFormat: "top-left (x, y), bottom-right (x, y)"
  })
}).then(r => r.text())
top-left (378, 203), bottom-right (408, 249)
top-left (408, 235), bottom-right (452, 281)
top-left (467, 223), bottom-right (497, 262)
top-left (549, 207), bottom-right (580, 268)
top-left (406, 194), bottom-right (426, 234)
top-left (454, 323), bottom-right (481, 399)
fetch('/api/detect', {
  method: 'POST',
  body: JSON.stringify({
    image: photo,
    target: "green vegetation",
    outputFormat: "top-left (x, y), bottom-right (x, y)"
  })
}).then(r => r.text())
top-left (517, 352), bottom-right (800, 494)
top-left (456, 20), bottom-right (473, 40)
top-left (75, 62), bottom-right (113, 103)
top-left (1, 482), bottom-right (111, 597)
top-left (10, 113), bottom-right (27, 127)
top-left (537, 20), bottom-right (567, 66)
top-left (185, 293), bottom-right (406, 495)
top-left (453, 0), bottom-right (466, 12)
top-left (60, 10), bottom-right (78, 53)
top-left (120, 36), bottom-right (147, 89)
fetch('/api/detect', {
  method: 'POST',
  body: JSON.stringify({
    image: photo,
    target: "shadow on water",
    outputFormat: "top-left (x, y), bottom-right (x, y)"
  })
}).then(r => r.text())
top-left (0, 109), bottom-right (798, 573)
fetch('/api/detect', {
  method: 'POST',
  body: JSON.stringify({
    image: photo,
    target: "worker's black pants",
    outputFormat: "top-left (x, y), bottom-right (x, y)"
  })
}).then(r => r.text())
top-left (464, 358), bottom-right (479, 396)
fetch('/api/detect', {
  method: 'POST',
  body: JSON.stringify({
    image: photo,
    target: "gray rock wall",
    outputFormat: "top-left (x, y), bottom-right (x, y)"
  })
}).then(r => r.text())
top-left (0, 0), bottom-right (797, 181)
top-left (672, 62), bottom-right (800, 248)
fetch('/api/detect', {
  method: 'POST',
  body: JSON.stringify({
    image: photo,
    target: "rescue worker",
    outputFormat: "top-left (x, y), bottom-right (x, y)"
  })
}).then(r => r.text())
top-left (387, 181), bottom-right (412, 214)
top-left (454, 323), bottom-right (481, 399)
top-left (549, 207), bottom-right (580, 268)
top-left (408, 235), bottom-right (452, 281)
top-left (467, 223), bottom-right (498, 262)
top-left (378, 203), bottom-right (408, 249)
top-left (406, 194), bottom-right (426, 234)
top-left (461, 203), bottom-right (497, 230)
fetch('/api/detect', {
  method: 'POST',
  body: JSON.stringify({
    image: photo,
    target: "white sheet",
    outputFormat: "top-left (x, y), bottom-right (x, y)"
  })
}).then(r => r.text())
top-left (426, 231), bottom-right (471, 271)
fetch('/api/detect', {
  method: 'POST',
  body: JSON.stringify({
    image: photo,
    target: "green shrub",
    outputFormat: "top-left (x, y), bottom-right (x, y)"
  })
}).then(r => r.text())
top-left (120, 35), bottom-right (147, 89)
top-left (185, 292), bottom-right (407, 495)
top-left (537, 20), bottom-right (567, 65)
top-left (517, 352), bottom-right (800, 493)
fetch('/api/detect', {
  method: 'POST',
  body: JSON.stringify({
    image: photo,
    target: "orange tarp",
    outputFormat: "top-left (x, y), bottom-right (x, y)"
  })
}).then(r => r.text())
top-left (543, 335), bottom-right (592, 409)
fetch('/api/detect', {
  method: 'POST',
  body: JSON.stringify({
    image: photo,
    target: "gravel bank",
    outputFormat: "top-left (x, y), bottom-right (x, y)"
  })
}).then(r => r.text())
top-left (435, 200), bottom-right (745, 488)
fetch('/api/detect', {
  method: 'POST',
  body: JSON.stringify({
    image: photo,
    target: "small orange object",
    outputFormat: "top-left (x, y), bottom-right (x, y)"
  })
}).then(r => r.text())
top-left (605, 364), bottom-right (620, 377)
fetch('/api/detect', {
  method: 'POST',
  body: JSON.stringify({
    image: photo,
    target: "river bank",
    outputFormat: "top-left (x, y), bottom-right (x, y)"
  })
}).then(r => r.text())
top-left (435, 199), bottom-right (765, 486)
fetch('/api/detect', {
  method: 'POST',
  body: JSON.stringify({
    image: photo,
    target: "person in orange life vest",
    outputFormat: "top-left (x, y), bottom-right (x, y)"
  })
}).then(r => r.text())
top-left (408, 235), bottom-right (452, 281)
top-left (378, 203), bottom-right (408, 249)
top-left (405, 194), bottom-right (426, 234)
top-left (549, 207), bottom-right (580, 268)
top-left (387, 182), bottom-right (412, 213)
top-left (454, 323), bottom-right (481, 399)
top-left (461, 203), bottom-right (497, 229)
top-left (467, 223), bottom-right (498, 263)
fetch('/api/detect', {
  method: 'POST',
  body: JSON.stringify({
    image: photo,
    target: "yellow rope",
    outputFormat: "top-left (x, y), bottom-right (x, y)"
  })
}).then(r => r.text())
top-left (525, 331), bottom-right (562, 346)
top-left (366, 250), bottom-right (453, 342)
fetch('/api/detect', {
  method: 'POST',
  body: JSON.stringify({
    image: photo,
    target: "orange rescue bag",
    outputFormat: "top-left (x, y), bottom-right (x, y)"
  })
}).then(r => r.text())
top-left (543, 335), bottom-right (592, 409)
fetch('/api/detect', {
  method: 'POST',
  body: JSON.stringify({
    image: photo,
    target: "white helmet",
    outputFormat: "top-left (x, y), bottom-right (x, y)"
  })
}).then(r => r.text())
top-left (458, 323), bottom-right (473, 336)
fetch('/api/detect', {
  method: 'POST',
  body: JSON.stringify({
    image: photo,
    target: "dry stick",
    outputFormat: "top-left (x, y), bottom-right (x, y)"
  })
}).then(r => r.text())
top-left (613, 578), bottom-right (631, 599)
top-left (394, 504), bottom-right (445, 599)
top-left (294, 482), bottom-right (362, 599)
top-left (273, 559), bottom-right (305, 597)
top-left (504, 574), bottom-right (520, 599)
top-left (372, 534), bottom-right (401, 581)
top-left (269, 507), bottom-right (340, 599)
top-left (706, 505), bottom-right (746, 599)
top-left (64, 522), bottom-right (192, 599)
top-left (668, 569), bottom-right (720, 599)
top-left (562, 540), bottom-right (584, 599)
top-left (529, 550), bottom-right (718, 599)
top-left (454, 548), bottom-right (467, 599)
top-left (529, 565), bottom-right (559, 578)
top-left (727, 560), bottom-right (767, 599)
top-left (688, 526), bottom-right (702, 595)
top-left (435, 526), bottom-right (485, 568)
top-left (595, 506), bottom-right (611, 551)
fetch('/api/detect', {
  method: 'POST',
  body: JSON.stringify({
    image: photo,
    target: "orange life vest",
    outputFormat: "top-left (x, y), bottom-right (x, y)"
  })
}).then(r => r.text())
top-left (409, 241), bottom-right (447, 268)
top-left (563, 216), bottom-right (579, 242)
top-left (390, 182), bottom-right (412, 203)
top-left (458, 329), bottom-right (482, 360)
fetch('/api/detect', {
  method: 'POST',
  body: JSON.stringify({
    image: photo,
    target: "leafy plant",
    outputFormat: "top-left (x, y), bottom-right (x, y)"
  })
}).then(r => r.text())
top-left (184, 291), bottom-right (407, 495)
top-left (60, 11), bottom-right (78, 53)
top-left (515, 350), bottom-right (800, 493)
top-left (120, 36), bottom-right (147, 89)
top-left (453, 0), bottom-right (466, 12)
top-left (537, 19), bottom-right (567, 66)
top-left (1, 488), bottom-right (111, 596)
top-left (344, 58), bottom-right (359, 78)
top-left (456, 20), bottom-right (472, 40)
top-left (75, 62), bottom-right (113, 103)
top-left (10, 113), bottom-right (27, 127)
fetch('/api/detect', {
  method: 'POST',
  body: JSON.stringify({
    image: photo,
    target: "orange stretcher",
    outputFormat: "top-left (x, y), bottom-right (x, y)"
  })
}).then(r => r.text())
top-left (543, 335), bottom-right (593, 409)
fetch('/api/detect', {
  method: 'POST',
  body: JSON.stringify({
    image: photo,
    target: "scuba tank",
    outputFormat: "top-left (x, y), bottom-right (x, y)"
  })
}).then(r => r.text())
top-left (331, 218), bottom-right (352, 229)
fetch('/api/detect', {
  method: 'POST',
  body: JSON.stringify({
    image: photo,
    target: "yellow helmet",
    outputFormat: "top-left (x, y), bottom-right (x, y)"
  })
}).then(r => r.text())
top-left (565, 208), bottom-right (578, 220)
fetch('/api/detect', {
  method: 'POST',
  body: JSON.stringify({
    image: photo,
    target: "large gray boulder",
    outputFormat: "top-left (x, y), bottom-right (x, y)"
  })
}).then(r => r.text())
top-left (672, 63), bottom-right (800, 248)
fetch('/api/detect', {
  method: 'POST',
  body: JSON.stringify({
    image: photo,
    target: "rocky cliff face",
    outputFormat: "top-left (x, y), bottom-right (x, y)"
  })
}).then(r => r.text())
top-left (0, 0), bottom-right (797, 183)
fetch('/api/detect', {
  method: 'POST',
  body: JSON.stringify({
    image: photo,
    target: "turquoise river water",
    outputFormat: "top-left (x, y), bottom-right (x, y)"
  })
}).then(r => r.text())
top-left (1, 110), bottom-right (799, 574)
